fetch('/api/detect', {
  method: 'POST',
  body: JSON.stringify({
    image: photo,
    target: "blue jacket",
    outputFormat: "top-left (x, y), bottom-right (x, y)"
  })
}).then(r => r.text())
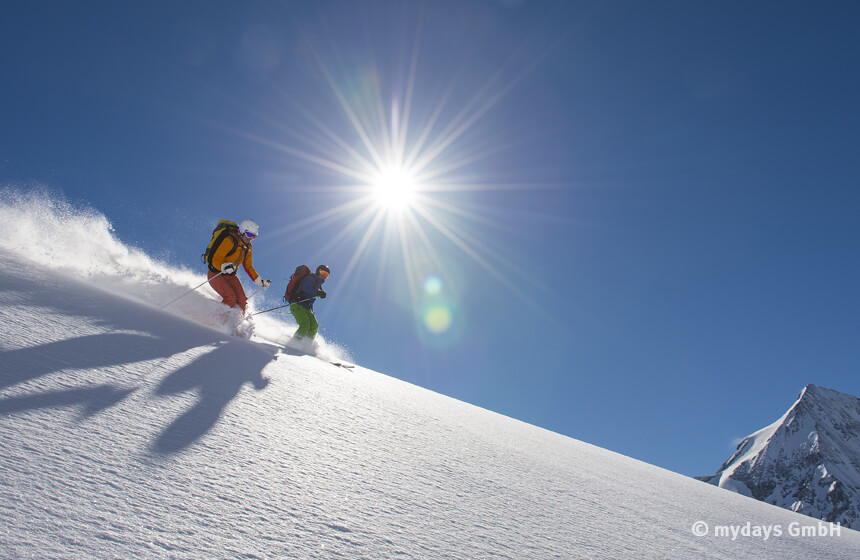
top-left (293, 273), bottom-right (326, 310)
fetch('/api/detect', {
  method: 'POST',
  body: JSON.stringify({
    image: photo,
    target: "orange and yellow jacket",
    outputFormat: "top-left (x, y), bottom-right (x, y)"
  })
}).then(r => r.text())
top-left (208, 230), bottom-right (259, 280)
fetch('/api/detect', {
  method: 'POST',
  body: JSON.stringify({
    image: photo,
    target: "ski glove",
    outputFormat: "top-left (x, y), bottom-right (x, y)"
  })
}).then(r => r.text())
top-left (220, 262), bottom-right (236, 275)
top-left (254, 277), bottom-right (271, 290)
top-left (317, 289), bottom-right (327, 299)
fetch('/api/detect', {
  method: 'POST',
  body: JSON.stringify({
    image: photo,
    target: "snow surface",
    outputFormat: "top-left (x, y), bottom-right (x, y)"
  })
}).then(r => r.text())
top-left (2, 191), bottom-right (859, 558)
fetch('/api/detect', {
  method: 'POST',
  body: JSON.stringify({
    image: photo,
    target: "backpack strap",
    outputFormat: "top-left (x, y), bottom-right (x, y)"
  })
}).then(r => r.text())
top-left (207, 229), bottom-right (240, 273)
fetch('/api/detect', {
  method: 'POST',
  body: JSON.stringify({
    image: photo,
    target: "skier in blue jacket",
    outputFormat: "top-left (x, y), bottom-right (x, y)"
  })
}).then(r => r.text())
top-left (289, 265), bottom-right (329, 341)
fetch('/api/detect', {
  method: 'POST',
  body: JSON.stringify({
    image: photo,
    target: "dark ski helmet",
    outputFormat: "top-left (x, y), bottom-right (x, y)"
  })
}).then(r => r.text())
top-left (316, 264), bottom-right (330, 277)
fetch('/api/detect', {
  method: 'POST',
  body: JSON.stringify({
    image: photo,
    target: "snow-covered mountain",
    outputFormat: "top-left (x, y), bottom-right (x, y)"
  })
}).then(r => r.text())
top-left (700, 384), bottom-right (860, 530)
top-left (2, 190), bottom-right (859, 558)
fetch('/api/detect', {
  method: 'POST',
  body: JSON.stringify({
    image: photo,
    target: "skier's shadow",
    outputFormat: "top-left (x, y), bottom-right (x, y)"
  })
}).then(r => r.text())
top-left (152, 340), bottom-right (274, 454)
top-left (0, 384), bottom-right (135, 418)
top-left (0, 332), bottom-right (196, 390)
top-left (0, 331), bottom-right (210, 416)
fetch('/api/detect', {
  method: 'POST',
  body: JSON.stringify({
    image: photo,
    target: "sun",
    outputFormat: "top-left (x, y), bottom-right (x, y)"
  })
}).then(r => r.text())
top-left (371, 167), bottom-right (417, 212)
top-left (230, 21), bottom-right (551, 328)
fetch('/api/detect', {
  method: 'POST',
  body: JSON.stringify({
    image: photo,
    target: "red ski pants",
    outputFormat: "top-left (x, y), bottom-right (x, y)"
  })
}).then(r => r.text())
top-left (208, 270), bottom-right (248, 312)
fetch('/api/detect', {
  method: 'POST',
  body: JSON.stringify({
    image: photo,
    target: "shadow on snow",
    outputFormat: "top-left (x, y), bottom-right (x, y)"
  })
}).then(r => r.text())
top-left (0, 270), bottom-right (282, 455)
top-left (152, 340), bottom-right (273, 454)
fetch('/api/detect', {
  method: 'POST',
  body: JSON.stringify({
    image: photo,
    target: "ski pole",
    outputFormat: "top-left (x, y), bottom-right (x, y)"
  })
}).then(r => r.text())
top-left (249, 303), bottom-right (290, 317)
top-left (246, 286), bottom-right (265, 302)
top-left (250, 296), bottom-right (317, 317)
top-left (159, 272), bottom-right (223, 309)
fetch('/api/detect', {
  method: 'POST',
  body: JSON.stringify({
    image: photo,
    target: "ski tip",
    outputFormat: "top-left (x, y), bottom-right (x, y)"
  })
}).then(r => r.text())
top-left (330, 361), bottom-right (355, 369)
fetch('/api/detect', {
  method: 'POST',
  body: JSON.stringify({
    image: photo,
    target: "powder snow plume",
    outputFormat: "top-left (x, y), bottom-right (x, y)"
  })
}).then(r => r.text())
top-left (0, 186), bottom-right (351, 361)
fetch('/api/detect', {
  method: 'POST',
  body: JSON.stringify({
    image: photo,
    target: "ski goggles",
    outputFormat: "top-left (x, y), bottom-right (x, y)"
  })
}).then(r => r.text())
top-left (318, 270), bottom-right (330, 279)
top-left (242, 231), bottom-right (258, 240)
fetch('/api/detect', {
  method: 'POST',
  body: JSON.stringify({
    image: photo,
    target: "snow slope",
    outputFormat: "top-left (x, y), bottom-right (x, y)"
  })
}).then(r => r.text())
top-left (701, 384), bottom-right (860, 529)
top-left (1, 192), bottom-right (859, 559)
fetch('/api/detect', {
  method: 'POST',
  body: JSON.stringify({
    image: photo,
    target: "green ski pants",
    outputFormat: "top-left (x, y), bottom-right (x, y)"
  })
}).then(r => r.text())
top-left (290, 303), bottom-right (319, 340)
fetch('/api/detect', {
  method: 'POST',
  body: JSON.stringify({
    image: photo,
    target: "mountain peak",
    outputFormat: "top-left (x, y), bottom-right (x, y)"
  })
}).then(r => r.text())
top-left (800, 383), bottom-right (846, 403)
top-left (702, 384), bottom-right (860, 529)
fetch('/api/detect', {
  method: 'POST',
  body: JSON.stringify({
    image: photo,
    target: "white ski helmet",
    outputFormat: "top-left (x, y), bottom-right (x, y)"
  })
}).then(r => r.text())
top-left (238, 219), bottom-right (259, 238)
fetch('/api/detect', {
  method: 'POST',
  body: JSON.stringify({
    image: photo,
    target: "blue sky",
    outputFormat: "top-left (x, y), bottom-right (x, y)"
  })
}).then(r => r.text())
top-left (2, 0), bottom-right (859, 477)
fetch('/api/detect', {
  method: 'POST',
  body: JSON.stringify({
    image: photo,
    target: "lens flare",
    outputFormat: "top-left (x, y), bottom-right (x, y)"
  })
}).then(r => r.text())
top-left (423, 305), bottom-right (452, 334)
top-left (423, 274), bottom-right (443, 295)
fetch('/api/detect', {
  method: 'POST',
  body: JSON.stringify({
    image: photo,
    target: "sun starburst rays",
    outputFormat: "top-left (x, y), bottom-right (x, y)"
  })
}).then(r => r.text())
top-left (221, 26), bottom-right (557, 338)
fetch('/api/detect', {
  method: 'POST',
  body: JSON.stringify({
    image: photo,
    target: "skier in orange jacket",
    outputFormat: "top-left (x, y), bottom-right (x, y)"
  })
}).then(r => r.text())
top-left (207, 219), bottom-right (270, 313)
